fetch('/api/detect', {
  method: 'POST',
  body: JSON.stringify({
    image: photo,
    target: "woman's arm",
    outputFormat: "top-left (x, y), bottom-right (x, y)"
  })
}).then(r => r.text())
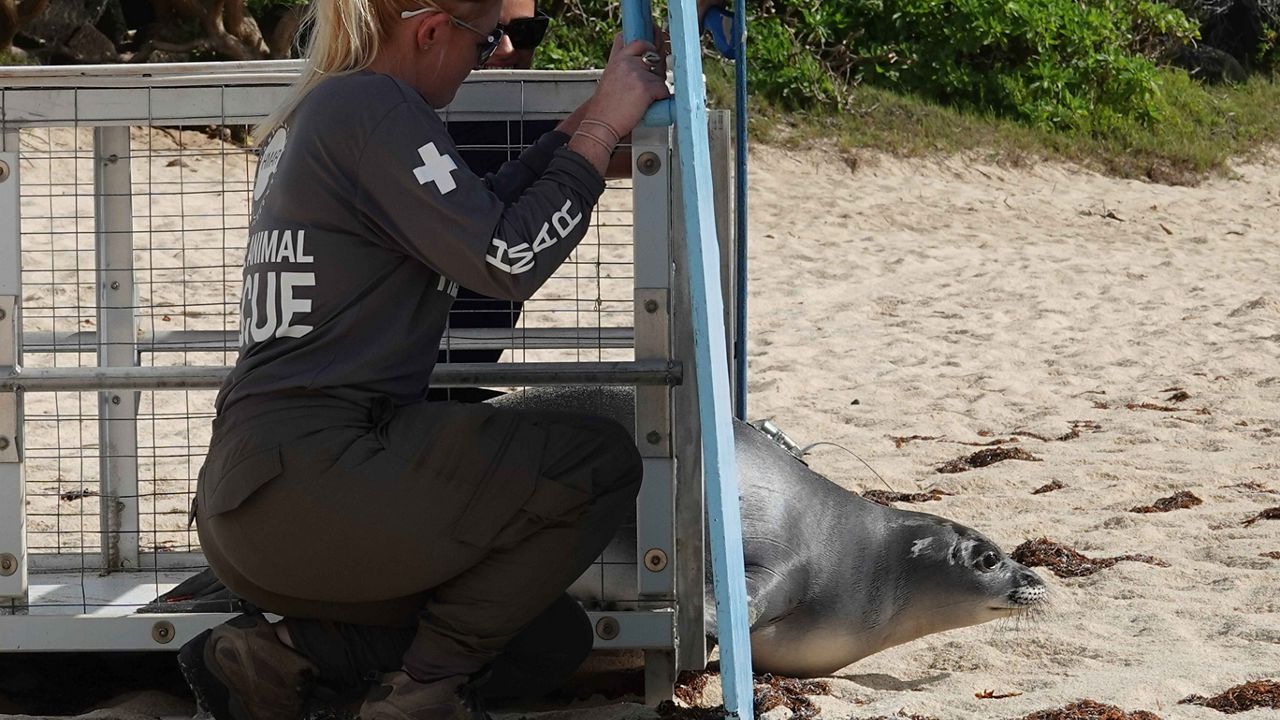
top-left (356, 102), bottom-right (603, 303)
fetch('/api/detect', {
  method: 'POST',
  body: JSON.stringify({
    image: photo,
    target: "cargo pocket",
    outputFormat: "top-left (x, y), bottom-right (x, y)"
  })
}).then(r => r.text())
top-left (520, 476), bottom-right (594, 524)
top-left (198, 446), bottom-right (284, 518)
top-left (448, 420), bottom-right (542, 549)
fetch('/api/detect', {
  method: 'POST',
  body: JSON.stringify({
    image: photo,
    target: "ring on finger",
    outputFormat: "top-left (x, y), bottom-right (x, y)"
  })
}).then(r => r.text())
top-left (641, 51), bottom-right (662, 74)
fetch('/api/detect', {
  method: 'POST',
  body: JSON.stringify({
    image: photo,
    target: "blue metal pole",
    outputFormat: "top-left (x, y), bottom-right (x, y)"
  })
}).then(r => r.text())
top-left (621, 0), bottom-right (655, 45)
top-left (732, 2), bottom-right (748, 421)
top-left (621, 0), bottom-right (674, 127)
top-left (666, 0), bottom-right (755, 718)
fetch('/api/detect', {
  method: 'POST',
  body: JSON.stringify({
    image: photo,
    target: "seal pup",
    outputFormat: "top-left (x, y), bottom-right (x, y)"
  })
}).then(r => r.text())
top-left (492, 386), bottom-right (1049, 677)
top-left (154, 387), bottom-right (1048, 680)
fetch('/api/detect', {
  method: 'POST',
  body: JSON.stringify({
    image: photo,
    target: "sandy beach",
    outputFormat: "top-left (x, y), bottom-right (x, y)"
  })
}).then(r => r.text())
top-left (726, 146), bottom-right (1280, 719)
top-left (4, 136), bottom-right (1279, 719)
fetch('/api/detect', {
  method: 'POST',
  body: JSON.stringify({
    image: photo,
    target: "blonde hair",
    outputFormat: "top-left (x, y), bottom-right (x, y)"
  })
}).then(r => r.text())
top-left (256, 0), bottom-right (495, 140)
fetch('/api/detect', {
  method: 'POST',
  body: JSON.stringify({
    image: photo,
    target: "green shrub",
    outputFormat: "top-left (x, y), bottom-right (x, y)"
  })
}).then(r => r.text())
top-left (756, 0), bottom-right (1199, 131)
top-left (539, 0), bottom-right (1200, 133)
top-left (0, 49), bottom-right (36, 65)
top-left (536, 0), bottom-right (617, 69)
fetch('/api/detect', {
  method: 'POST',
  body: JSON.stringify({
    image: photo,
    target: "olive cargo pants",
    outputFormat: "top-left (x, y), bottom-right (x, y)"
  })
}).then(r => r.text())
top-left (194, 392), bottom-right (642, 690)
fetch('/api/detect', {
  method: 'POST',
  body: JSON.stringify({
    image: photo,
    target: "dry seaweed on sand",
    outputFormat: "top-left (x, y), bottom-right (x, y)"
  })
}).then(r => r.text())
top-left (858, 715), bottom-right (940, 720)
top-left (753, 674), bottom-right (833, 719)
top-left (663, 672), bottom-right (833, 720)
top-left (1130, 490), bottom-right (1202, 513)
top-left (862, 489), bottom-right (953, 506)
top-left (1226, 481), bottom-right (1280, 495)
top-left (1011, 537), bottom-right (1169, 578)
top-left (656, 701), bottom-right (730, 720)
top-left (891, 433), bottom-right (1019, 448)
top-left (1017, 699), bottom-right (1162, 719)
top-left (954, 437), bottom-right (1020, 447)
top-left (673, 670), bottom-right (714, 707)
top-left (1127, 401), bottom-right (1180, 411)
top-left (890, 434), bottom-right (942, 448)
top-left (1242, 507), bottom-right (1280, 527)
top-left (1013, 420), bottom-right (1102, 442)
top-left (1261, 551), bottom-right (1280, 560)
top-left (976, 689), bottom-right (1023, 699)
top-left (936, 447), bottom-right (1042, 474)
top-left (1124, 401), bottom-right (1210, 415)
top-left (58, 488), bottom-right (98, 502)
top-left (1179, 679), bottom-right (1280, 713)
top-left (1033, 480), bottom-right (1066, 494)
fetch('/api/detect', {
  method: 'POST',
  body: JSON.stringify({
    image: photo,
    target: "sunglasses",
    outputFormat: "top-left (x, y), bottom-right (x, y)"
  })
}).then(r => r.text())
top-left (499, 11), bottom-right (550, 51)
top-left (401, 2), bottom-right (506, 65)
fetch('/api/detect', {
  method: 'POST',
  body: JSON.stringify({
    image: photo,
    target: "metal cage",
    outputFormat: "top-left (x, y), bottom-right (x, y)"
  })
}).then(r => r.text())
top-left (0, 61), bottom-right (733, 703)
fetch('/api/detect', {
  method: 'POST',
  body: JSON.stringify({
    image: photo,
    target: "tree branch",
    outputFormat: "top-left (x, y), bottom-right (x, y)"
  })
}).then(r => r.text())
top-left (0, 0), bottom-right (20, 53)
top-left (267, 3), bottom-right (303, 58)
top-left (1, 0), bottom-right (50, 53)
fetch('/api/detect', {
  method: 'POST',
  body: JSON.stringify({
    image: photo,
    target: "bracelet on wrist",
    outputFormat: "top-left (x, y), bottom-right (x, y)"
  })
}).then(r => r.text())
top-left (579, 119), bottom-right (622, 146)
top-left (572, 129), bottom-right (615, 156)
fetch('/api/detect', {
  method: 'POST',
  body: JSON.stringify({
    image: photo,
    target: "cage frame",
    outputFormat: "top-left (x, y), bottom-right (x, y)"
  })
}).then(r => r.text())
top-left (0, 62), bottom-right (734, 704)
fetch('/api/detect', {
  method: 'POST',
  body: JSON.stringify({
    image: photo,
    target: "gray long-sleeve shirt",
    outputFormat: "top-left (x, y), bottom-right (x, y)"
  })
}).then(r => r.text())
top-left (215, 71), bottom-right (605, 413)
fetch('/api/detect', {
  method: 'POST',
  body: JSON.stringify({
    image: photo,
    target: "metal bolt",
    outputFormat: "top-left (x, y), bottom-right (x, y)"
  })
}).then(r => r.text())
top-left (0, 553), bottom-right (15, 576)
top-left (644, 299), bottom-right (659, 313)
top-left (151, 620), bottom-right (175, 645)
top-left (594, 616), bottom-right (620, 641)
top-left (644, 548), bottom-right (669, 572)
top-left (0, 160), bottom-right (9, 183)
top-left (111, 395), bottom-right (121, 405)
top-left (646, 431), bottom-right (662, 445)
top-left (0, 437), bottom-right (9, 451)
top-left (636, 152), bottom-right (661, 176)
top-left (110, 281), bottom-right (120, 290)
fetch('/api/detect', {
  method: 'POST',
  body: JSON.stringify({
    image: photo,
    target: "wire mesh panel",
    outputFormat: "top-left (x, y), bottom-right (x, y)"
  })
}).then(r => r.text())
top-left (0, 71), bottom-right (718, 694)
top-left (1, 70), bottom-right (649, 617)
top-left (19, 126), bottom-right (105, 565)
top-left (437, 120), bottom-right (635, 369)
top-left (17, 125), bottom-right (249, 574)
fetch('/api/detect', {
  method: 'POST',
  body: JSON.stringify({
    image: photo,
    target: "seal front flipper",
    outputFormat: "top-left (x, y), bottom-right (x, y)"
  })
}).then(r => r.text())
top-left (704, 561), bottom-right (803, 638)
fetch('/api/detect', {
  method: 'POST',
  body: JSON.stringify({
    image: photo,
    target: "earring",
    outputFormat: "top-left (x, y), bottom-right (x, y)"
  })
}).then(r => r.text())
top-left (421, 43), bottom-right (432, 51)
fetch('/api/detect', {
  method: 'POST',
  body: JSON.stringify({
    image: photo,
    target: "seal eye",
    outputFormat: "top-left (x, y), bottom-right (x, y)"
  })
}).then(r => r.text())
top-left (979, 551), bottom-right (1000, 571)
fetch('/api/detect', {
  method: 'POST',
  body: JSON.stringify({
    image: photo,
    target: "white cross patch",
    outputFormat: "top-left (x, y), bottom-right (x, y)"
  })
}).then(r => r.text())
top-left (413, 142), bottom-right (458, 195)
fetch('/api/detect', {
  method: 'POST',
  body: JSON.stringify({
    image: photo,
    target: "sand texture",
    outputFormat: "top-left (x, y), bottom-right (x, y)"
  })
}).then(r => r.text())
top-left (3, 134), bottom-right (1278, 719)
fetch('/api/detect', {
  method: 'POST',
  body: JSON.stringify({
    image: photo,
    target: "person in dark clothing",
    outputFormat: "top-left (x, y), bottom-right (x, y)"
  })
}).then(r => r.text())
top-left (175, 0), bottom-right (669, 718)
top-left (436, 0), bottom-right (557, 399)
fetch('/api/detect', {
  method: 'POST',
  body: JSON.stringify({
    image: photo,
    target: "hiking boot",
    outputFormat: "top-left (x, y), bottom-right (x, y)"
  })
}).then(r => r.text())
top-left (359, 671), bottom-right (490, 720)
top-left (178, 612), bottom-right (318, 720)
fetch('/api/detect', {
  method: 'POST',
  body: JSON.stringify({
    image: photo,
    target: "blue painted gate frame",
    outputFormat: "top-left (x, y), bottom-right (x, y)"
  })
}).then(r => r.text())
top-left (621, 3), bottom-right (755, 718)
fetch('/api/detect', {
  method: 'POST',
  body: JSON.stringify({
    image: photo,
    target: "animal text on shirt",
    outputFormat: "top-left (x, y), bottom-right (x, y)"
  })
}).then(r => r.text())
top-left (485, 199), bottom-right (583, 275)
top-left (239, 229), bottom-right (316, 348)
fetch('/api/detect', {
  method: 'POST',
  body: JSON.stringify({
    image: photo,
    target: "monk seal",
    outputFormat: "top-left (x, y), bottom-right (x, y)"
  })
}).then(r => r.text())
top-left (490, 386), bottom-right (1049, 677)
top-left (155, 386), bottom-right (1047, 681)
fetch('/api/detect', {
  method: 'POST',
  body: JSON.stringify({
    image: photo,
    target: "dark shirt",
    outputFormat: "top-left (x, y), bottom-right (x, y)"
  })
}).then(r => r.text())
top-left (216, 73), bottom-right (602, 414)
top-left (441, 119), bottom-right (561, 370)
top-left (428, 118), bottom-right (564, 403)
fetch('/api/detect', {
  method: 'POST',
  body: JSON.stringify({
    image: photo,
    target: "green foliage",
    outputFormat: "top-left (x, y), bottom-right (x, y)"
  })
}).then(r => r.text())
top-left (1256, 24), bottom-right (1280, 71)
top-left (0, 49), bottom-right (36, 65)
top-left (744, 14), bottom-right (843, 110)
top-left (539, 0), bottom-right (1201, 133)
top-left (535, 0), bottom-right (617, 69)
top-left (752, 0), bottom-right (1199, 132)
